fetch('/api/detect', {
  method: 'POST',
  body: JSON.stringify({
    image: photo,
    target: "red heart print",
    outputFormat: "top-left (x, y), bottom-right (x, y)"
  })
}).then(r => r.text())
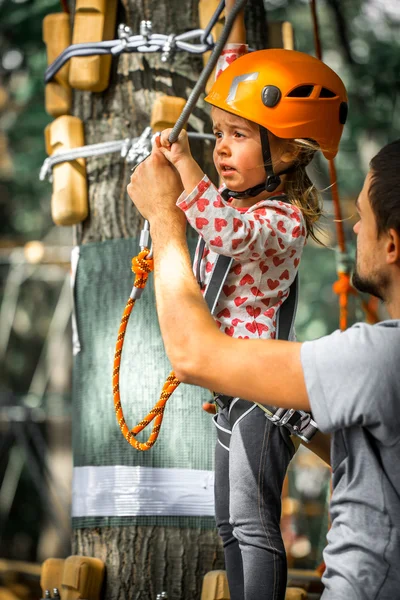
top-left (213, 197), bottom-right (224, 208)
top-left (256, 323), bottom-right (269, 335)
top-left (197, 197), bottom-right (209, 212)
top-left (231, 263), bottom-right (242, 275)
top-left (273, 256), bottom-right (284, 267)
top-left (245, 322), bottom-right (257, 334)
top-left (292, 226), bottom-right (301, 238)
top-left (277, 220), bottom-right (287, 234)
top-left (249, 220), bottom-right (255, 230)
top-left (290, 210), bottom-right (300, 222)
top-left (259, 261), bottom-right (269, 274)
top-left (246, 306), bottom-right (261, 318)
top-left (233, 218), bottom-right (243, 233)
top-left (261, 299), bottom-right (270, 307)
top-left (210, 236), bottom-right (223, 247)
top-left (267, 279), bottom-right (279, 290)
top-left (215, 218), bottom-right (228, 232)
top-left (264, 307), bottom-right (275, 318)
top-left (250, 286), bottom-right (264, 297)
top-left (280, 269), bottom-right (289, 281)
top-left (232, 238), bottom-right (243, 250)
top-left (225, 326), bottom-right (235, 337)
top-left (265, 248), bottom-right (277, 257)
top-left (240, 274), bottom-right (255, 285)
top-left (217, 308), bottom-right (231, 319)
top-left (232, 318), bottom-right (244, 326)
top-left (278, 238), bottom-right (286, 250)
top-left (205, 261), bottom-right (213, 273)
top-left (289, 248), bottom-right (296, 258)
top-left (257, 208), bottom-right (266, 216)
top-left (223, 284), bottom-right (236, 297)
top-left (215, 320), bottom-right (221, 328)
top-left (266, 223), bottom-right (276, 236)
top-left (294, 258), bottom-right (300, 268)
top-left (238, 336), bottom-right (250, 339)
top-left (234, 296), bottom-right (248, 307)
top-left (196, 217), bottom-right (209, 230)
top-left (197, 180), bottom-right (209, 194)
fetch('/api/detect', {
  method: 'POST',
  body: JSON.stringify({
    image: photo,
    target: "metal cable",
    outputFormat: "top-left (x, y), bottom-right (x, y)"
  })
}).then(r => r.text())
top-left (168, 0), bottom-right (248, 143)
top-left (200, 0), bottom-right (226, 43)
top-left (40, 131), bottom-right (215, 181)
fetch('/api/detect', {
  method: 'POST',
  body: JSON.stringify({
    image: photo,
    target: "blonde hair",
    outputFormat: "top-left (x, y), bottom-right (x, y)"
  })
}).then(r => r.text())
top-left (284, 139), bottom-right (323, 245)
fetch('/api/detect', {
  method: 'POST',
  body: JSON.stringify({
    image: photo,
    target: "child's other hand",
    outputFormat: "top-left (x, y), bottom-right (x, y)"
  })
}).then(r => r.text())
top-left (156, 129), bottom-right (192, 166)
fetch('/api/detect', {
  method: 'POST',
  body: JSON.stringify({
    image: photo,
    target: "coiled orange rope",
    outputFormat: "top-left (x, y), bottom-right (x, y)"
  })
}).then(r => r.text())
top-left (112, 249), bottom-right (181, 450)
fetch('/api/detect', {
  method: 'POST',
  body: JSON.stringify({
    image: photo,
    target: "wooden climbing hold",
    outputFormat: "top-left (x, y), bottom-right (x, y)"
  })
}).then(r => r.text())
top-left (61, 555), bottom-right (105, 600)
top-left (201, 570), bottom-right (230, 600)
top-left (44, 116), bottom-right (88, 226)
top-left (40, 558), bottom-right (65, 598)
top-left (43, 13), bottom-right (72, 116)
top-left (151, 96), bottom-right (187, 133)
top-left (69, 0), bottom-right (118, 92)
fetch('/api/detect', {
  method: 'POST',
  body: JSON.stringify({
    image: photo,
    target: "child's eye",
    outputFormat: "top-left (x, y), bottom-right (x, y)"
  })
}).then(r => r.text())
top-left (213, 131), bottom-right (222, 139)
top-left (234, 131), bottom-right (245, 138)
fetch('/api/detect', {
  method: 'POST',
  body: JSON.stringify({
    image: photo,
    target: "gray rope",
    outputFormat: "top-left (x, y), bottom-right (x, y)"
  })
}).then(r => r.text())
top-left (45, 27), bottom-right (215, 83)
top-left (39, 129), bottom-right (215, 181)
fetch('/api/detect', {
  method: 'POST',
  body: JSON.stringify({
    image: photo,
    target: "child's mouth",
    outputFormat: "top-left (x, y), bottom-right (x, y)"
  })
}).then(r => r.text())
top-left (221, 165), bottom-right (236, 176)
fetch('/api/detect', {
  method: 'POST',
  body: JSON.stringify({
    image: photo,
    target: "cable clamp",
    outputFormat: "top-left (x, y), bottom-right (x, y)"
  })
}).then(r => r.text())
top-left (140, 20), bottom-right (153, 43)
top-left (113, 23), bottom-right (134, 55)
top-left (161, 33), bottom-right (177, 63)
top-left (126, 126), bottom-right (152, 164)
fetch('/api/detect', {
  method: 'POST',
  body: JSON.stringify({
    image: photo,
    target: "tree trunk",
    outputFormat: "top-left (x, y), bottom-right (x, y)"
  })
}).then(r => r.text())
top-left (71, 1), bottom-right (267, 599)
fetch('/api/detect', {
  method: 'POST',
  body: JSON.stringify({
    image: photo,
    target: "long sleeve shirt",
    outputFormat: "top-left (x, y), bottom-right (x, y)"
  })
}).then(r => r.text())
top-left (176, 43), bottom-right (307, 339)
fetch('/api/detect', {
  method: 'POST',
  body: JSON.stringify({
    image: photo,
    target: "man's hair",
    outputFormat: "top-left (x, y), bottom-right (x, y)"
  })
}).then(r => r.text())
top-left (369, 139), bottom-right (400, 237)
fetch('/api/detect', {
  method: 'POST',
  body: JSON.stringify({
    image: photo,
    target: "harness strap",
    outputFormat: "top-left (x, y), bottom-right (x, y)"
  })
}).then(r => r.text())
top-left (194, 198), bottom-right (318, 446)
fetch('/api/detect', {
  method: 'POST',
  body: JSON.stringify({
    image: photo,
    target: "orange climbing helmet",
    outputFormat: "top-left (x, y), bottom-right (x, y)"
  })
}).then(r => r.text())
top-left (205, 48), bottom-right (348, 160)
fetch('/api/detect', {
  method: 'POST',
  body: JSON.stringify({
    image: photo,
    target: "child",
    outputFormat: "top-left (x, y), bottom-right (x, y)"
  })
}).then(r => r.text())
top-left (156, 3), bottom-right (347, 598)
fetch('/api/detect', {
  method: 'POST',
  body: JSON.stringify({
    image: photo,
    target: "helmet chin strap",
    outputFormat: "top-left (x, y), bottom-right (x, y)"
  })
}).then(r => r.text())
top-left (222, 126), bottom-right (292, 200)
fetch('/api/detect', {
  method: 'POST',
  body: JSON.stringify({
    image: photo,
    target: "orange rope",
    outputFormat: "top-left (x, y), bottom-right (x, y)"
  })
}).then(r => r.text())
top-left (309, 0), bottom-right (380, 330)
top-left (112, 248), bottom-right (181, 450)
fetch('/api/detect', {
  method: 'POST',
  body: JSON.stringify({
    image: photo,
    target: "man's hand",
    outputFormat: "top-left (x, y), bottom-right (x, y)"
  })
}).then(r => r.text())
top-left (127, 143), bottom-right (185, 225)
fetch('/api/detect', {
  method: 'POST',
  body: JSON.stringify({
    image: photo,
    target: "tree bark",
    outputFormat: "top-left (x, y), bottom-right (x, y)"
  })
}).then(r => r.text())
top-left (71, 1), bottom-right (267, 598)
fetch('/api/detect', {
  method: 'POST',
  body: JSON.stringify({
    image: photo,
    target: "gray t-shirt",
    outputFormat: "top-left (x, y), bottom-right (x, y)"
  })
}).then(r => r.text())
top-left (301, 320), bottom-right (400, 600)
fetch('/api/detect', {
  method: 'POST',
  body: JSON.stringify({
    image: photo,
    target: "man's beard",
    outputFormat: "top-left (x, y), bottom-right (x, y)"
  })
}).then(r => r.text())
top-left (352, 253), bottom-right (385, 301)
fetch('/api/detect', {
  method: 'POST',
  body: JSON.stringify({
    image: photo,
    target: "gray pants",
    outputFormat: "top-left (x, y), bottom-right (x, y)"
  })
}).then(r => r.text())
top-left (214, 401), bottom-right (295, 600)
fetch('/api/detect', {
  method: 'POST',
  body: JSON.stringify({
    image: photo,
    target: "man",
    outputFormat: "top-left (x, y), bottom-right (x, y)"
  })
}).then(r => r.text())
top-left (127, 139), bottom-right (400, 599)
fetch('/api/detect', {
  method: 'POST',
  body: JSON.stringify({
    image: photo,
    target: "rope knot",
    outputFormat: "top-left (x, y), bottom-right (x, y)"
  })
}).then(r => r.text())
top-left (131, 249), bottom-right (154, 289)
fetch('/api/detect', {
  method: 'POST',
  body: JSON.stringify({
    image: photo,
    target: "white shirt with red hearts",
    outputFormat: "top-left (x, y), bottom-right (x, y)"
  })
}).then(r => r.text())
top-left (176, 176), bottom-right (306, 339)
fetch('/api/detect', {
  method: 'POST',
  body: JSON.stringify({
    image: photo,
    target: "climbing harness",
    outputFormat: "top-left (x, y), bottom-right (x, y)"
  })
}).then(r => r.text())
top-left (195, 209), bottom-right (318, 449)
top-left (113, 0), bottom-right (249, 451)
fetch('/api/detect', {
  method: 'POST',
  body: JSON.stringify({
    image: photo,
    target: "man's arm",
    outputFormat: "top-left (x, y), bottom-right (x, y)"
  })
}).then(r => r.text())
top-left (128, 148), bottom-right (311, 412)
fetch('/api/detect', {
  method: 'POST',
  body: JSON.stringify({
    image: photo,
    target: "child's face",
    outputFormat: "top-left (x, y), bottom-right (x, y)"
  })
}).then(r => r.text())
top-left (211, 107), bottom-right (266, 192)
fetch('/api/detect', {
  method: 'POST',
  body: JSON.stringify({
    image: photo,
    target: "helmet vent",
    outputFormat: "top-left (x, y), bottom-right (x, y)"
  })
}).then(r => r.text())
top-left (320, 87), bottom-right (336, 98)
top-left (287, 85), bottom-right (314, 98)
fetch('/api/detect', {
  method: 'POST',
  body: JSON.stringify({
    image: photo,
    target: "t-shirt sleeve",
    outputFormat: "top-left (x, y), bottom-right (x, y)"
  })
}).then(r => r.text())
top-left (300, 323), bottom-right (400, 445)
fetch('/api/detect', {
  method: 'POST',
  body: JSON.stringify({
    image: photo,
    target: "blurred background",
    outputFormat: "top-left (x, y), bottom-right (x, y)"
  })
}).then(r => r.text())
top-left (0, 0), bottom-right (399, 597)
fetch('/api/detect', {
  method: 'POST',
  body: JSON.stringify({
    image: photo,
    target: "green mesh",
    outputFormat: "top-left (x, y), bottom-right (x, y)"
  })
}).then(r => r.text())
top-left (72, 237), bottom-right (216, 530)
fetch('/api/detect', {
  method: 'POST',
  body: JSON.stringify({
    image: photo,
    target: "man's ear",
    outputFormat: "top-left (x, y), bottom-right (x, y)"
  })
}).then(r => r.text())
top-left (386, 228), bottom-right (400, 265)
